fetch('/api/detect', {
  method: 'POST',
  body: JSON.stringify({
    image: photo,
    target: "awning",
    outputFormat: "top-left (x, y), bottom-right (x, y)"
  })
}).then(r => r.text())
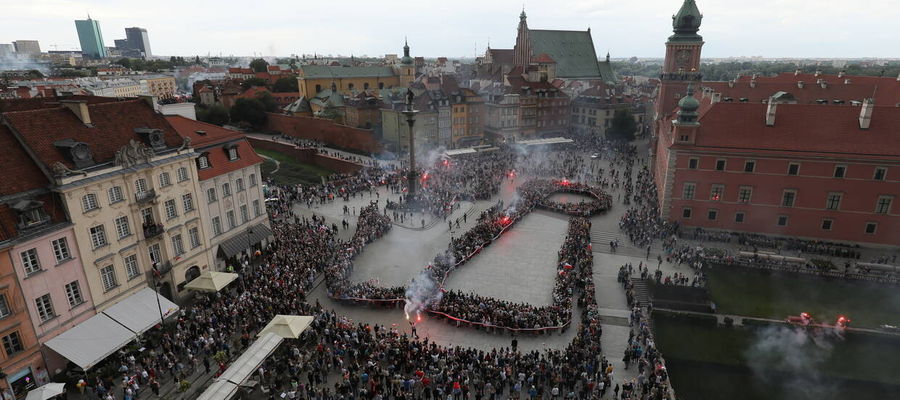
top-left (44, 313), bottom-right (134, 370)
top-left (25, 383), bottom-right (66, 400)
top-left (216, 332), bottom-right (283, 386)
top-left (184, 271), bottom-right (239, 292)
top-left (196, 381), bottom-right (238, 400)
top-left (257, 315), bottom-right (314, 339)
top-left (102, 287), bottom-right (179, 335)
top-left (44, 288), bottom-right (178, 370)
top-left (217, 223), bottom-right (273, 258)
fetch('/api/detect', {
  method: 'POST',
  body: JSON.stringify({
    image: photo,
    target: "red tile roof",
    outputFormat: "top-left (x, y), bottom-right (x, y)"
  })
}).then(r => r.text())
top-left (488, 49), bottom-right (514, 64)
top-left (0, 95), bottom-right (121, 113)
top-left (714, 73), bottom-right (900, 105)
top-left (2, 99), bottom-right (182, 170)
top-left (692, 102), bottom-right (900, 158)
top-left (532, 53), bottom-right (556, 63)
top-left (163, 116), bottom-right (263, 180)
top-left (0, 124), bottom-right (48, 196)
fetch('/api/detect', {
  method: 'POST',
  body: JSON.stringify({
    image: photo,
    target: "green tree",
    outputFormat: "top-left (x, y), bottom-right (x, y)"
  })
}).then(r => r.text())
top-left (25, 70), bottom-right (44, 79)
top-left (249, 58), bottom-right (269, 73)
top-left (114, 57), bottom-right (131, 69)
top-left (607, 109), bottom-right (637, 142)
top-left (230, 98), bottom-right (268, 127)
top-left (272, 77), bottom-right (298, 93)
top-left (256, 92), bottom-right (280, 112)
top-left (197, 104), bottom-right (230, 125)
top-left (242, 77), bottom-right (267, 89)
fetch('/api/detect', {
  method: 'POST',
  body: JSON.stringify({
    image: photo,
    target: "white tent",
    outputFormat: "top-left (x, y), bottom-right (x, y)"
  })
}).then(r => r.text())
top-left (257, 315), bottom-right (313, 339)
top-left (196, 381), bottom-right (239, 400)
top-left (44, 288), bottom-right (179, 370)
top-left (197, 332), bottom-right (283, 400)
top-left (25, 383), bottom-right (66, 400)
top-left (102, 287), bottom-right (179, 334)
top-left (184, 271), bottom-right (239, 292)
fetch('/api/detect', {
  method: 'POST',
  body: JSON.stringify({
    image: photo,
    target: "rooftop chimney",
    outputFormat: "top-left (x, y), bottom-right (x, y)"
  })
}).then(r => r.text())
top-left (59, 100), bottom-right (91, 126)
top-left (814, 69), bottom-right (822, 77)
top-left (797, 81), bottom-right (805, 89)
top-left (765, 96), bottom-right (778, 126)
top-left (750, 79), bottom-right (757, 88)
top-left (751, 73), bottom-right (759, 80)
top-left (859, 98), bottom-right (874, 129)
top-left (711, 92), bottom-right (722, 103)
top-left (844, 79), bottom-right (852, 84)
top-left (838, 70), bottom-right (845, 78)
top-left (794, 69), bottom-right (802, 76)
top-left (728, 80), bottom-right (734, 88)
top-left (820, 80), bottom-right (828, 89)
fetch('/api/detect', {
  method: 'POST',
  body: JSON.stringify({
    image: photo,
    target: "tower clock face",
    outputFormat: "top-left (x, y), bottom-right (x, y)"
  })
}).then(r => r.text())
top-left (676, 49), bottom-right (691, 67)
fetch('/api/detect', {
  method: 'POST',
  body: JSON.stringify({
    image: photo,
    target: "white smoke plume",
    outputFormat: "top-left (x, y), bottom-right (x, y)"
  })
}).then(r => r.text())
top-left (404, 269), bottom-right (442, 319)
top-left (744, 325), bottom-right (842, 400)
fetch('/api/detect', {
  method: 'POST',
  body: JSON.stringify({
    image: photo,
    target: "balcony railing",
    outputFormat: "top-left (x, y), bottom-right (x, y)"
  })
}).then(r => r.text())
top-left (143, 223), bottom-right (164, 239)
top-left (136, 189), bottom-right (157, 204)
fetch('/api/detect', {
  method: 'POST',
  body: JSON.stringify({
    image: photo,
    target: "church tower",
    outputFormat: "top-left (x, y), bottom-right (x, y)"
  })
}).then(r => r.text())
top-left (513, 10), bottom-right (531, 69)
top-left (397, 39), bottom-right (416, 87)
top-left (655, 0), bottom-right (704, 121)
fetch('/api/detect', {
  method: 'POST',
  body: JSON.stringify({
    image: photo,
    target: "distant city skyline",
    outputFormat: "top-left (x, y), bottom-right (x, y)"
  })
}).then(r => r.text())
top-left (1, 0), bottom-right (898, 59)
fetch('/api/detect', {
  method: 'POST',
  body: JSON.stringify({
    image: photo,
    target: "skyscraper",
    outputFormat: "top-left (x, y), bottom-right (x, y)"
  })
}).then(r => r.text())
top-left (75, 16), bottom-right (107, 59)
top-left (124, 27), bottom-right (151, 57)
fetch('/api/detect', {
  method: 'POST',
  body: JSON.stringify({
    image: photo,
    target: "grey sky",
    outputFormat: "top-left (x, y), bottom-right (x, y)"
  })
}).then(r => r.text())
top-left (2, 0), bottom-right (897, 58)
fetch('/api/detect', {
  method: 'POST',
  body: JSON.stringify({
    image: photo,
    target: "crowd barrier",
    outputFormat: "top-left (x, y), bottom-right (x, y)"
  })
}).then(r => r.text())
top-left (426, 310), bottom-right (571, 333)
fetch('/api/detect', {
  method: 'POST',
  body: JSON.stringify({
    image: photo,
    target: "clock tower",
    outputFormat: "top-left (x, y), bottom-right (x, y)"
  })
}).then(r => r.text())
top-left (656, 0), bottom-right (704, 122)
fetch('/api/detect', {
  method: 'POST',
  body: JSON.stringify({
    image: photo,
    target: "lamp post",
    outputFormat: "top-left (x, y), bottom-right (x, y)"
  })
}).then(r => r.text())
top-left (151, 262), bottom-right (166, 327)
top-left (401, 88), bottom-right (419, 199)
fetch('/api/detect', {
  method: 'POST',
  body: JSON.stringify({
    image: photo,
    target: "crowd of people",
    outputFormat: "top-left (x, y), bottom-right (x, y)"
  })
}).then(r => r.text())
top-left (325, 204), bottom-right (404, 302)
top-left (430, 217), bottom-right (593, 332)
top-left (519, 179), bottom-right (613, 217)
top-left (619, 167), bottom-right (677, 248)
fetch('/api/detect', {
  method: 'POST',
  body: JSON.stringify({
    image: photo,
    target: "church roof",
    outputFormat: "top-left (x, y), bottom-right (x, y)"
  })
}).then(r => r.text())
top-left (299, 65), bottom-right (395, 79)
top-left (597, 60), bottom-right (618, 85)
top-left (529, 29), bottom-right (602, 79)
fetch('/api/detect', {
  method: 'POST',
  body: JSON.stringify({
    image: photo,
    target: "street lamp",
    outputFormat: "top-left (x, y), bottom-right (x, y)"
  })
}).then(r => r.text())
top-left (151, 262), bottom-right (166, 327)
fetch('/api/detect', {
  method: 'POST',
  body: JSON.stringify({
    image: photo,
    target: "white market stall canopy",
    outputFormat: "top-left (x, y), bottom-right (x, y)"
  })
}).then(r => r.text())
top-left (197, 332), bottom-right (284, 400)
top-left (257, 315), bottom-right (314, 339)
top-left (184, 271), bottom-right (239, 292)
top-left (44, 288), bottom-right (179, 370)
top-left (515, 137), bottom-right (574, 146)
top-left (102, 287), bottom-right (179, 334)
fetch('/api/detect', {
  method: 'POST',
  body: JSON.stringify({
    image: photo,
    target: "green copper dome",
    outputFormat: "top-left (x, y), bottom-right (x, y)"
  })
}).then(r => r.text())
top-left (676, 84), bottom-right (700, 123)
top-left (670, 0), bottom-right (703, 42)
top-left (400, 40), bottom-right (414, 65)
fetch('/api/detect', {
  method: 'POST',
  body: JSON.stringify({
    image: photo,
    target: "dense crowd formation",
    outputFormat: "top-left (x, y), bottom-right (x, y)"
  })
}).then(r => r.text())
top-left (431, 217), bottom-right (593, 332)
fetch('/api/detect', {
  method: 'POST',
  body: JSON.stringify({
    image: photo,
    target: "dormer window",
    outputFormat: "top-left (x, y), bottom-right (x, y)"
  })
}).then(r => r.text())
top-left (11, 199), bottom-right (49, 230)
top-left (198, 153), bottom-right (211, 169)
top-left (224, 143), bottom-right (239, 161)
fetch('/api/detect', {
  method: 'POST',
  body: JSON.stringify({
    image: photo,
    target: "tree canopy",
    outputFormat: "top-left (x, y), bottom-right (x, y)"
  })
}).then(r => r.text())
top-left (607, 109), bottom-right (637, 142)
top-left (230, 98), bottom-right (268, 128)
top-left (256, 92), bottom-right (280, 112)
top-left (249, 58), bottom-right (269, 73)
top-left (272, 77), bottom-right (298, 93)
top-left (242, 77), bottom-right (268, 89)
top-left (196, 104), bottom-right (229, 126)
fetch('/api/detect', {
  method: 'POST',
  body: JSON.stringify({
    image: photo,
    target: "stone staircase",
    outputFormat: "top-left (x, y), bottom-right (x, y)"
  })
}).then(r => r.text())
top-left (631, 279), bottom-right (651, 307)
top-left (589, 227), bottom-right (650, 258)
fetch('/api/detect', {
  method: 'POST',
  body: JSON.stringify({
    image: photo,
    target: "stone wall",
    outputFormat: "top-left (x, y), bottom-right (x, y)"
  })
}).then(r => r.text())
top-left (247, 137), bottom-right (362, 174)
top-left (265, 113), bottom-right (382, 153)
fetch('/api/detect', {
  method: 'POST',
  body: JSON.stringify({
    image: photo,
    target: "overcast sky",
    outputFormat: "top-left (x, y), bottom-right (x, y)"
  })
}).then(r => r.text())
top-left (2, 0), bottom-right (898, 59)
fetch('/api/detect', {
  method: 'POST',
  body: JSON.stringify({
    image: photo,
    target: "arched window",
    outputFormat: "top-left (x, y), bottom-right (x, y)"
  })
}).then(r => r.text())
top-left (363, 82), bottom-right (370, 90)
top-left (315, 84), bottom-right (322, 93)
top-left (185, 265), bottom-right (201, 283)
top-left (378, 82), bottom-right (385, 89)
top-left (348, 83), bottom-right (355, 90)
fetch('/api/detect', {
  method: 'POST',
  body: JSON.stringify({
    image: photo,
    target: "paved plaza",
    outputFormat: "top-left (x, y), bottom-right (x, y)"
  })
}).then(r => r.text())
top-left (286, 141), bottom-right (691, 389)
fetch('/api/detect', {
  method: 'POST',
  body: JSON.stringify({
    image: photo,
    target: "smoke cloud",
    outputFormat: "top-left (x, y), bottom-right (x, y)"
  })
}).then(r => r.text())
top-left (744, 325), bottom-right (842, 400)
top-left (404, 269), bottom-right (442, 318)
